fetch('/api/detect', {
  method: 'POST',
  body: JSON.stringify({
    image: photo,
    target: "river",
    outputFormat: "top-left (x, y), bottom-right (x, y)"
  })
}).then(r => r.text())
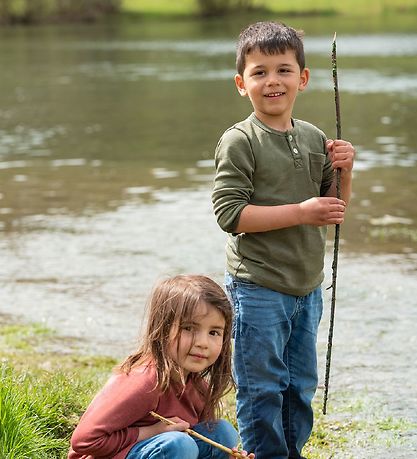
top-left (0, 13), bottom-right (416, 457)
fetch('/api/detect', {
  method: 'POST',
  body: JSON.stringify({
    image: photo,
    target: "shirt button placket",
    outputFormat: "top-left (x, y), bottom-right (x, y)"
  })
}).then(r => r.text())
top-left (287, 134), bottom-right (303, 169)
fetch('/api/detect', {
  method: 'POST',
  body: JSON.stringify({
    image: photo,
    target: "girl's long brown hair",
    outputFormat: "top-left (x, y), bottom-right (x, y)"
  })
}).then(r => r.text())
top-left (117, 274), bottom-right (234, 421)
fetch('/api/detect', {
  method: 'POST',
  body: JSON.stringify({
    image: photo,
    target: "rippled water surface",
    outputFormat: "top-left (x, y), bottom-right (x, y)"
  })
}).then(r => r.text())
top-left (0, 14), bottom-right (416, 456)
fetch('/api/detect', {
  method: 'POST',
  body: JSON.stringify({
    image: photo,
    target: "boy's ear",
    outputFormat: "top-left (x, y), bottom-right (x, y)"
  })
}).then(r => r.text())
top-left (298, 67), bottom-right (310, 92)
top-left (234, 74), bottom-right (247, 96)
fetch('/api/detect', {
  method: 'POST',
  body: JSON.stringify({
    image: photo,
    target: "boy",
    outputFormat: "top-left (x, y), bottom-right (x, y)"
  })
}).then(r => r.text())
top-left (212, 21), bottom-right (354, 458)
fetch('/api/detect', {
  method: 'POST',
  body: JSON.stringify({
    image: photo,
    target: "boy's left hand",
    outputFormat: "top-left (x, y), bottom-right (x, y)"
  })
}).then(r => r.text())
top-left (326, 139), bottom-right (355, 173)
top-left (230, 446), bottom-right (255, 458)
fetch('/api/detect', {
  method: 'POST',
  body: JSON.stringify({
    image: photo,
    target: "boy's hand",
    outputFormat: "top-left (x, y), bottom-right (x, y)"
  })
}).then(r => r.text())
top-left (299, 197), bottom-right (346, 226)
top-left (326, 139), bottom-right (355, 173)
top-left (230, 446), bottom-right (255, 458)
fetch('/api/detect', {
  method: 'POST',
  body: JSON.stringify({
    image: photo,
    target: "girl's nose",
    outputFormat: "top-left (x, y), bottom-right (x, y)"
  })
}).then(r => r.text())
top-left (194, 332), bottom-right (208, 348)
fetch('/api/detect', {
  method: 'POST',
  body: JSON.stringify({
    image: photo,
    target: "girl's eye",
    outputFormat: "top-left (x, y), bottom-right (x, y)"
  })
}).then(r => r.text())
top-left (182, 325), bottom-right (193, 332)
top-left (210, 330), bottom-right (223, 337)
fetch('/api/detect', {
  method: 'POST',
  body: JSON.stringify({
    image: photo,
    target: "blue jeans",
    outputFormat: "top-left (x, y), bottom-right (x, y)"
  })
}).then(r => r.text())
top-left (126, 419), bottom-right (239, 459)
top-left (225, 273), bottom-right (323, 459)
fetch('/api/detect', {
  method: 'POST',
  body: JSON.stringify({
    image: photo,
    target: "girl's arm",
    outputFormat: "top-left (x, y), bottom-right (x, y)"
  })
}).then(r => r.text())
top-left (136, 417), bottom-right (190, 442)
top-left (70, 371), bottom-right (158, 458)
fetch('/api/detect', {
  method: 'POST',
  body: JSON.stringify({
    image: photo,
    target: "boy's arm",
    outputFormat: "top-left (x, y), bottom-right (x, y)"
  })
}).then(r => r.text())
top-left (212, 129), bottom-right (255, 233)
top-left (237, 138), bottom-right (354, 232)
top-left (213, 129), bottom-right (346, 234)
top-left (324, 139), bottom-right (355, 204)
top-left (235, 197), bottom-right (345, 233)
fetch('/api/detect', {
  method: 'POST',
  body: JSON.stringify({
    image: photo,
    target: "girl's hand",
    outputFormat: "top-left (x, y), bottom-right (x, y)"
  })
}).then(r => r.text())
top-left (326, 139), bottom-right (355, 173)
top-left (138, 417), bottom-right (189, 442)
top-left (159, 416), bottom-right (190, 433)
top-left (230, 446), bottom-right (255, 458)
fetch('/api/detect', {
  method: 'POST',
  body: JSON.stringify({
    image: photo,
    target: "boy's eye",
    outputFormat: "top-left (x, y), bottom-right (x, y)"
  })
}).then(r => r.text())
top-left (252, 70), bottom-right (265, 76)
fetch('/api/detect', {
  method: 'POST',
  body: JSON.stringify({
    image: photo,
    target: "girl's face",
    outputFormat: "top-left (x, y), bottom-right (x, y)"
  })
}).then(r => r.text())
top-left (168, 301), bottom-right (226, 378)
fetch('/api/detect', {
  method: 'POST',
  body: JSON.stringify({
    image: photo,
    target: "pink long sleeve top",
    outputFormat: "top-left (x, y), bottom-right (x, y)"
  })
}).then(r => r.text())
top-left (68, 364), bottom-right (205, 459)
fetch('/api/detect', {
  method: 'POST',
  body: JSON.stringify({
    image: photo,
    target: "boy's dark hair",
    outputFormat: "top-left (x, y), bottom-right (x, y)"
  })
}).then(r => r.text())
top-left (236, 21), bottom-right (305, 75)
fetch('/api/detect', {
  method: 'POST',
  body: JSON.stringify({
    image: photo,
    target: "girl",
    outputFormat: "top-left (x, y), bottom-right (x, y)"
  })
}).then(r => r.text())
top-left (68, 274), bottom-right (254, 459)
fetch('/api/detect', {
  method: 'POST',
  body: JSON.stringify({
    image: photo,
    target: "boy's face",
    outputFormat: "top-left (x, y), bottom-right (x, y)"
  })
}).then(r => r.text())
top-left (235, 48), bottom-right (309, 131)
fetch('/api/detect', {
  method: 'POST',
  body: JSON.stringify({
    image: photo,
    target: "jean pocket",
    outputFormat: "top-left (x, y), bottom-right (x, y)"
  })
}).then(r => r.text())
top-left (231, 282), bottom-right (290, 327)
top-left (232, 278), bottom-right (259, 290)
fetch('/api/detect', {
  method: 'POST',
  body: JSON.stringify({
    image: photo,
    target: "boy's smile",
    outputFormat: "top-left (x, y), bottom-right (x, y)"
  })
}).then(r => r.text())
top-left (235, 48), bottom-right (309, 131)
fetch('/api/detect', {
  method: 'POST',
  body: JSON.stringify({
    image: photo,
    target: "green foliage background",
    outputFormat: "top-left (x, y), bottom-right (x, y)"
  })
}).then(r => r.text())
top-left (1, 0), bottom-right (416, 23)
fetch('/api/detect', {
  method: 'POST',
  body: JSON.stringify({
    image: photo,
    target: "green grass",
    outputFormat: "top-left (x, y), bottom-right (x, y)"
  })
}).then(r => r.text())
top-left (1, 317), bottom-right (416, 458)
top-left (1, 364), bottom-right (66, 459)
top-left (0, 317), bottom-right (116, 458)
top-left (121, 0), bottom-right (417, 16)
top-left (0, 361), bottom-right (111, 458)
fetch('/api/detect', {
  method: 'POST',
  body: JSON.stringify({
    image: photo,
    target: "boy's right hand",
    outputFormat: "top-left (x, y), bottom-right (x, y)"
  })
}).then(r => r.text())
top-left (299, 196), bottom-right (346, 226)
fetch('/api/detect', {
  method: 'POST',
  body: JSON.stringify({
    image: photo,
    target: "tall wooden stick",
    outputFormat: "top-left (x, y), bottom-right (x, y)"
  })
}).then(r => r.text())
top-left (323, 32), bottom-right (342, 415)
top-left (149, 411), bottom-right (249, 458)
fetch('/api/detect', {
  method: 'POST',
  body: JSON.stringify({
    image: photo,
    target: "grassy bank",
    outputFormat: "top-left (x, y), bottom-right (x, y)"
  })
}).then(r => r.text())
top-left (0, 317), bottom-right (116, 458)
top-left (1, 317), bottom-right (415, 458)
top-left (121, 0), bottom-right (417, 17)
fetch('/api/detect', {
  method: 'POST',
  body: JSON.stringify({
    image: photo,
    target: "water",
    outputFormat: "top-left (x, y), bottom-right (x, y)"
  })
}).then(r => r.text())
top-left (0, 14), bottom-right (416, 455)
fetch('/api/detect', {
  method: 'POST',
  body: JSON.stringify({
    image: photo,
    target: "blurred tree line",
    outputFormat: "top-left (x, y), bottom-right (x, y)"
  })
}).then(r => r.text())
top-left (0, 0), bottom-right (121, 24)
top-left (197, 0), bottom-right (255, 16)
top-left (0, 0), bottom-right (256, 24)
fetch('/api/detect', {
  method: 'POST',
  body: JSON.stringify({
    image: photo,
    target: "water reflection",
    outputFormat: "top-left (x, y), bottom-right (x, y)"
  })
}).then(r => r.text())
top-left (75, 61), bottom-right (417, 96)
top-left (52, 33), bottom-right (417, 57)
top-left (0, 20), bottom-right (416, 451)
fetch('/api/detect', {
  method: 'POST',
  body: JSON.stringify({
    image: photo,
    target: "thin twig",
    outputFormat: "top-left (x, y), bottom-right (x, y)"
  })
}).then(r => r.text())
top-left (149, 411), bottom-right (248, 458)
top-left (323, 32), bottom-right (342, 415)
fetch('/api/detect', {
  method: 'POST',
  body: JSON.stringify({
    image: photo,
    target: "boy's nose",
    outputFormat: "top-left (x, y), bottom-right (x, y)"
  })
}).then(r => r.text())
top-left (267, 78), bottom-right (279, 87)
top-left (266, 74), bottom-right (281, 86)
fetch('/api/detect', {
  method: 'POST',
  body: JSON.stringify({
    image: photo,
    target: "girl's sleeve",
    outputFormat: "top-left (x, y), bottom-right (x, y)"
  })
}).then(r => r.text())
top-left (70, 370), bottom-right (159, 458)
top-left (212, 128), bottom-right (255, 233)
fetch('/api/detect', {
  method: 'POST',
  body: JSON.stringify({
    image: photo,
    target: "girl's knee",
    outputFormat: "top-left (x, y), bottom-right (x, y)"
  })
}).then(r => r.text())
top-left (195, 419), bottom-right (239, 450)
top-left (214, 419), bottom-right (239, 448)
top-left (155, 431), bottom-right (199, 459)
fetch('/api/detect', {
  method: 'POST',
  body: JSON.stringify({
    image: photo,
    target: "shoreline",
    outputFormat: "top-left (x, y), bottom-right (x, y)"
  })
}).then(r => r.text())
top-left (2, 278), bottom-right (416, 458)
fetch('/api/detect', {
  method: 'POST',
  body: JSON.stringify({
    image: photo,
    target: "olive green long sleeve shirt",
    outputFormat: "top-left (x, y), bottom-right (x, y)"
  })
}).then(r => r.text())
top-left (212, 113), bottom-right (334, 296)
